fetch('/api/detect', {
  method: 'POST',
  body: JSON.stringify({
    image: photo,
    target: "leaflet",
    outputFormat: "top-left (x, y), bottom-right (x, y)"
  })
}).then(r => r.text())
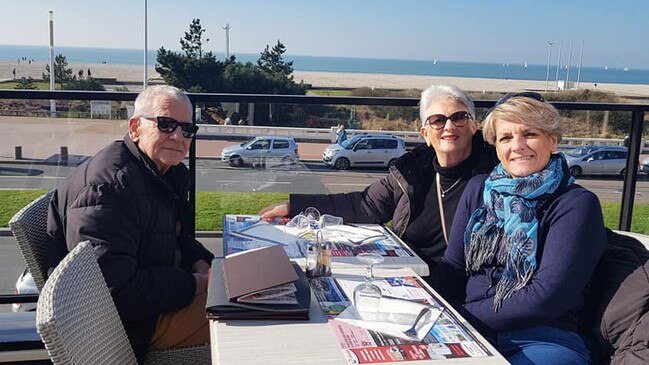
top-left (310, 276), bottom-right (493, 364)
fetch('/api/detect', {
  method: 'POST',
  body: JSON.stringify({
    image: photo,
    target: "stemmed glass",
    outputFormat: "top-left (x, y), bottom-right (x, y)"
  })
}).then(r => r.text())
top-left (353, 252), bottom-right (385, 320)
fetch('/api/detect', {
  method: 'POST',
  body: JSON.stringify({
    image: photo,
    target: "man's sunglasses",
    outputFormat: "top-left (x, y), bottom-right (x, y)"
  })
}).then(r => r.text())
top-left (140, 116), bottom-right (199, 139)
top-left (495, 92), bottom-right (545, 107)
top-left (425, 111), bottom-right (472, 130)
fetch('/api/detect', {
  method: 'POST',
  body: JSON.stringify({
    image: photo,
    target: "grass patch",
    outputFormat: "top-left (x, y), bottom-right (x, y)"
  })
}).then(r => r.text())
top-left (195, 192), bottom-right (288, 231)
top-left (2, 190), bottom-right (648, 235)
top-left (0, 189), bottom-right (48, 226)
top-left (0, 81), bottom-right (54, 90)
top-left (309, 89), bottom-right (353, 97)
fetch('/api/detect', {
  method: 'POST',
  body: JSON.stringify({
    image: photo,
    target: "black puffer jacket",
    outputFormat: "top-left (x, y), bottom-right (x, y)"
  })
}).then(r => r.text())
top-left (290, 131), bottom-right (497, 273)
top-left (582, 229), bottom-right (649, 365)
top-left (46, 136), bottom-right (214, 363)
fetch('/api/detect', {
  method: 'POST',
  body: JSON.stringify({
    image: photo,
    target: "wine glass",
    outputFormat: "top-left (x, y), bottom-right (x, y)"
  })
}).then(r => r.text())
top-left (353, 253), bottom-right (385, 321)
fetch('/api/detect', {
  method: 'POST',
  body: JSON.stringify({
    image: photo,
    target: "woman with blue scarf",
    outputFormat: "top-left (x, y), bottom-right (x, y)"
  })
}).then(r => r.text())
top-left (439, 93), bottom-right (605, 364)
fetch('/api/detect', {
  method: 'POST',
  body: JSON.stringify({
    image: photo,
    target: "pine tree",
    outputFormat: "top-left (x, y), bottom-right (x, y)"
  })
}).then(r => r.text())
top-left (257, 40), bottom-right (294, 77)
top-left (42, 54), bottom-right (74, 88)
top-left (180, 19), bottom-right (209, 58)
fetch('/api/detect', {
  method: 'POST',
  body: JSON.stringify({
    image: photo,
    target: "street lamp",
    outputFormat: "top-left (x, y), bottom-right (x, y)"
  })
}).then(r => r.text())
top-left (48, 11), bottom-right (56, 117)
top-left (554, 41), bottom-right (562, 91)
top-left (143, 0), bottom-right (148, 88)
top-left (545, 42), bottom-right (553, 92)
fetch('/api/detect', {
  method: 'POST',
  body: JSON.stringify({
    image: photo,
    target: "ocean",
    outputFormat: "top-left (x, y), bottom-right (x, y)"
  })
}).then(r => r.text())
top-left (2, 44), bottom-right (648, 86)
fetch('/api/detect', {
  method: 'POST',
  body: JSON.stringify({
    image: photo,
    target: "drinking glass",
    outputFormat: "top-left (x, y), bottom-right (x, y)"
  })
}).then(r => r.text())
top-left (353, 253), bottom-right (385, 320)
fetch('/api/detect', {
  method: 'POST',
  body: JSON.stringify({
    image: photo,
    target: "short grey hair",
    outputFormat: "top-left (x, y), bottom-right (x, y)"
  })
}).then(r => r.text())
top-left (483, 96), bottom-right (564, 145)
top-left (133, 85), bottom-right (192, 117)
top-left (419, 84), bottom-right (476, 127)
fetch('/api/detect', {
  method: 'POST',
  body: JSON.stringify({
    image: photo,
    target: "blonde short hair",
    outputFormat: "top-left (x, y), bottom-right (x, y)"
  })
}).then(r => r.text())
top-left (483, 97), bottom-right (563, 145)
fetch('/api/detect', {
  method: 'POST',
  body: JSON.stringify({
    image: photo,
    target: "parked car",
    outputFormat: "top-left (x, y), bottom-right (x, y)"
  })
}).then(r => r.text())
top-left (565, 146), bottom-right (628, 177)
top-left (13, 268), bottom-right (37, 312)
top-left (221, 136), bottom-right (299, 167)
top-left (641, 156), bottom-right (649, 174)
top-left (322, 133), bottom-right (406, 170)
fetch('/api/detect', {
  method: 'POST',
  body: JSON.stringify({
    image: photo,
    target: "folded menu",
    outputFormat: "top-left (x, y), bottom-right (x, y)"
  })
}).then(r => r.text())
top-left (206, 245), bottom-right (310, 320)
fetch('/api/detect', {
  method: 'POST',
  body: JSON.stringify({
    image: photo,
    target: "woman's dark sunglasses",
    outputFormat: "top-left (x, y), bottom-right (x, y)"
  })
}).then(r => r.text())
top-left (140, 116), bottom-right (199, 138)
top-left (495, 92), bottom-right (545, 107)
top-left (425, 111), bottom-right (472, 130)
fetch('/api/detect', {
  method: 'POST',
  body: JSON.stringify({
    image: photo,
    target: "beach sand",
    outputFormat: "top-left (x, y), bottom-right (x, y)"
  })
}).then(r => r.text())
top-left (2, 60), bottom-right (648, 97)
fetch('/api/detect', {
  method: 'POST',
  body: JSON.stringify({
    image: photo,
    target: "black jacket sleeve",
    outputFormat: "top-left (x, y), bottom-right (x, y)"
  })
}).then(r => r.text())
top-left (64, 183), bottom-right (196, 321)
top-left (289, 172), bottom-right (401, 224)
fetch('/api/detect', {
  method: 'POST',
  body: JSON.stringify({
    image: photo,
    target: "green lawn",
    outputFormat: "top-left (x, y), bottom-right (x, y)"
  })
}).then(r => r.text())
top-left (1, 189), bottom-right (648, 234)
top-left (309, 89), bottom-right (353, 96)
top-left (0, 81), bottom-right (55, 90)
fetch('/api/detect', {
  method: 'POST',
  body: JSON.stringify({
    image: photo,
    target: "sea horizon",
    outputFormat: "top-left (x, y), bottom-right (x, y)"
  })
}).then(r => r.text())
top-left (2, 44), bottom-right (648, 86)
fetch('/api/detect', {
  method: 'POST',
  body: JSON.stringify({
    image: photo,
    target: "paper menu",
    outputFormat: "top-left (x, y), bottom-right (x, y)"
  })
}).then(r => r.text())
top-left (222, 244), bottom-right (298, 301)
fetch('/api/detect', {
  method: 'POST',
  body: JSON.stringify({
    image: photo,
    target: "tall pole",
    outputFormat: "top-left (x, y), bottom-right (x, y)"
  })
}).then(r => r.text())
top-left (48, 11), bottom-right (56, 117)
top-left (545, 42), bottom-right (553, 93)
top-left (223, 23), bottom-right (230, 59)
top-left (576, 40), bottom-right (584, 90)
top-left (143, 0), bottom-right (148, 88)
top-left (565, 41), bottom-right (573, 89)
top-left (554, 41), bottom-right (562, 91)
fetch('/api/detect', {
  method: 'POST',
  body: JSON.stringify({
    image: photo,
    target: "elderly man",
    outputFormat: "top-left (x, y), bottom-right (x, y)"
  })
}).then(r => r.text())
top-left (261, 85), bottom-right (498, 286)
top-left (46, 85), bottom-right (213, 363)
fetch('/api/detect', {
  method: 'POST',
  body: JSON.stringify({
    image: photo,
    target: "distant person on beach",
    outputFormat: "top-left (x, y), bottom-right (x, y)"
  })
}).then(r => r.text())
top-left (335, 123), bottom-right (347, 144)
top-left (260, 84), bottom-right (499, 286)
top-left (12, 68), bottom-right (16, 79)
top-left (78, 69), bottom-right (84, 79)
top-left (46, 85), bottom-right (212, 363)
top-left (87, 68), bottom-right (92, 78)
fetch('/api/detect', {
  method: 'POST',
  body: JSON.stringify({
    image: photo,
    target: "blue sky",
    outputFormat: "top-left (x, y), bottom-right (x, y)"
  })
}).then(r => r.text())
top-left (1, 0), bottom-right (647, 68)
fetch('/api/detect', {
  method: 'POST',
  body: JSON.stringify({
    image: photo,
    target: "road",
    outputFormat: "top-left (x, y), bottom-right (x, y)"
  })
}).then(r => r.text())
top-left (2, 159), bottom-right (649, 202)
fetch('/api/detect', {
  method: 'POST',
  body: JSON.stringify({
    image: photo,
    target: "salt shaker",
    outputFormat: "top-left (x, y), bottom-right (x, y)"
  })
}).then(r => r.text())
top-left (316, 231), bottom-right (332, 277)
top-left (305, 239), bottom-right (320, 278)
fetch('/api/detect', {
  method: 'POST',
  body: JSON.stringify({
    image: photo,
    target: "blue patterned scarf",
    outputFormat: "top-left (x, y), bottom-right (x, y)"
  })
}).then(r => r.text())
top-left (464, 153), bottom-right (574, 310)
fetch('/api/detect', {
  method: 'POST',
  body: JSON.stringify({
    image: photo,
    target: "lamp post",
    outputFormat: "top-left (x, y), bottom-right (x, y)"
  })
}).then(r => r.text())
top-left (545, 41), bottom-right (553, 92)
top-left (554, 41), bottom-right (562, 91)
top-left (576, 40), bottom-right (584, 90)
top-left (143, 0), bottom-right (148, 88)
top-left (48, 11), bottom-right (56, 117)
top-left (566, 41), bottom-right (573, 90)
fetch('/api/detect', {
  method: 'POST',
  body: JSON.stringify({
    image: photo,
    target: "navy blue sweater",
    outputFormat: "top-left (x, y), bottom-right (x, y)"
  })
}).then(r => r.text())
top-left (439, 174), bottom-right (605, 338)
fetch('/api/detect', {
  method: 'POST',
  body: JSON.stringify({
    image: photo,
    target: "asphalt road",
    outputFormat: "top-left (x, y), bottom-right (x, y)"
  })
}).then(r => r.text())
top-left (2, 159), bottom-right (649, 201)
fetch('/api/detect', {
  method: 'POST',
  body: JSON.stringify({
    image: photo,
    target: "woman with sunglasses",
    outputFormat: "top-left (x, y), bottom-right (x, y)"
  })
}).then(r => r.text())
top-left (439, 93), bottom-right (605, 364)
top-left (261, 85), bottom-right (498, 285)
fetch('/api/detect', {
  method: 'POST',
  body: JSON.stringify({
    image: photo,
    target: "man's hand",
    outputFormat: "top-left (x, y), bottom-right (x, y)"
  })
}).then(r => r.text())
top-left (259, 202), bottom-right (289, 218)
top-left (193, 272), bottom-right (209, 295)
top-left (192, 259), bottom-right (210, 274)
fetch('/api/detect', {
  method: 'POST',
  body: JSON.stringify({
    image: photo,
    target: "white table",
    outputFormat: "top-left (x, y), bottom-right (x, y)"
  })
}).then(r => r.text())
top-left (221, 215), bottom-right (430, 276)
top-left (210, 267), bottom-right (508, 365)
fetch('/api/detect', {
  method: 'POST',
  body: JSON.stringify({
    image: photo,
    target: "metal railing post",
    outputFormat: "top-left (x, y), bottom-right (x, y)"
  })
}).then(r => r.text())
top-left (619, 110), bottom-right (645, 231)
top-left (189, 101), bottom-right (197, 235)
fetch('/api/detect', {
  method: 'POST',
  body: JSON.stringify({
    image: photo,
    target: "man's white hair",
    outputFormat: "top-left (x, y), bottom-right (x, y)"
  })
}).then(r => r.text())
top-left (133, 85), bottom-right (192, 117)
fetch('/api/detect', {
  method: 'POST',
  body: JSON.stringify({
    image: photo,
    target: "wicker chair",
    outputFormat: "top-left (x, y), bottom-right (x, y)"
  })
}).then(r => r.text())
top-left (9, 190), bottom-right (55, 291)
top-left (36, 241), bottom-right (210, 365)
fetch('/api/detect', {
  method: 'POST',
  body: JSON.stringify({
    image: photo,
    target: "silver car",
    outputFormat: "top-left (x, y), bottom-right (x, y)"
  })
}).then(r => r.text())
top-left (221, 136), bottom-right (299, 167)
top-left (565, 146), bottom-right (628, 177)
top-left (322, 133), bottom-right (406, 170)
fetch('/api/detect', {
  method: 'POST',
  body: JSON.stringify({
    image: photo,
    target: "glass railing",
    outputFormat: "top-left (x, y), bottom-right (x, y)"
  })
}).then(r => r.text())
top-left (0, 89), bottom-right (647, 307)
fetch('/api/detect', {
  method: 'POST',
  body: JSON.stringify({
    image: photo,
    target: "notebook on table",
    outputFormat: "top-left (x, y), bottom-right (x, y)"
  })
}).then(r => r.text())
top-left (206, 244), bottom-right (311, 320)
